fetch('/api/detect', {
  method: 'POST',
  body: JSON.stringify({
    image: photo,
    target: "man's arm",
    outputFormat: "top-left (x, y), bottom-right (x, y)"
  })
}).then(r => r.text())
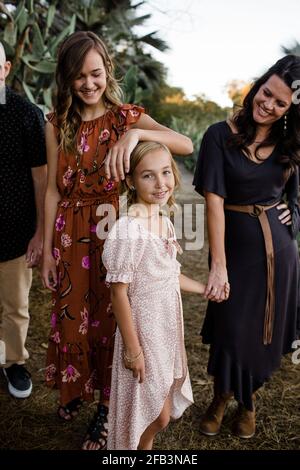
top-left (26, 164), bottom-right (47, 267)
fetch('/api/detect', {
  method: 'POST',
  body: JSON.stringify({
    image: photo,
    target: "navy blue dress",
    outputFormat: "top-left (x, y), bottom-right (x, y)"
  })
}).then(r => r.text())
top-left (193, 121), bottom-right (299, 410)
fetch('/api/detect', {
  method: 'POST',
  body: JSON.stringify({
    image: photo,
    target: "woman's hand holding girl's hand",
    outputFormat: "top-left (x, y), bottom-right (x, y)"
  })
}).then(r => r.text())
top-left (205, 264), bottom-right (230, 303)
top-left (41, 253), bottom-right (58, 292)
top-left (104, 129), bottom-right (140, 182)
top-left (123, 348), bottom-right (145, 383)
top-left (277, 203), bottom-right (292, 225)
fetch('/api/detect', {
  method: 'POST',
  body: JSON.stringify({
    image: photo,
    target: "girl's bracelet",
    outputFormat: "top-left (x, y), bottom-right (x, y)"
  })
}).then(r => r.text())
top-left (124, 349), bottom-right (143, 363)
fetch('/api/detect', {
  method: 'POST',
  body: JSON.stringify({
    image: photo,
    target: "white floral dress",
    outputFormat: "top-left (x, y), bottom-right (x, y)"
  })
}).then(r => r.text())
top-left (102, 216), bottom-right (193, 450)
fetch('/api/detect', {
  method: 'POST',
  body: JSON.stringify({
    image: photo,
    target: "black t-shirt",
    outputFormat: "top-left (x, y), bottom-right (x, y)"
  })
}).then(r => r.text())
top-left (0, 86), bottom-right (46, 261)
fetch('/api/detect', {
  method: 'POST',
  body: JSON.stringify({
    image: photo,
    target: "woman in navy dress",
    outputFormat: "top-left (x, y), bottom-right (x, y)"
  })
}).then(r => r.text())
top-left (193, 55), bottom-right (300, 439)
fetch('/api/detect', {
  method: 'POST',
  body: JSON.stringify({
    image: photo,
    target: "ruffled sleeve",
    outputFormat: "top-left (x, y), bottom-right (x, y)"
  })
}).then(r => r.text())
top-left (102, 217), bottom-right (140, 284)
top-left (46, 111), bottom-right (60, 139)
top-left (46, 111), bottom-right (57, 126)
top-left (193, 124), bottom-right (227, 198)
top-left (118, 104), bottom-right (145, 129)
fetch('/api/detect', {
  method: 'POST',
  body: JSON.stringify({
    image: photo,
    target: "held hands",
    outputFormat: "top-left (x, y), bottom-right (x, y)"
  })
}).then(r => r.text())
top-left (104, 129), bottom-right (140, 182)
top-left (123, 348), bottom-right (145, 383)
top-left (205, 265), bottom-right (230, 303)
top-left (277, 203), bottom-right (291, 225)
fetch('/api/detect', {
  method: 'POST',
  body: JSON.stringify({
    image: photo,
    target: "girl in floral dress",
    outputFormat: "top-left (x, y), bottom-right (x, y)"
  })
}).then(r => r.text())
top-left (41, 31), bottom-right (193, 450)
top-left (102, 142), bottom-right (218, 450)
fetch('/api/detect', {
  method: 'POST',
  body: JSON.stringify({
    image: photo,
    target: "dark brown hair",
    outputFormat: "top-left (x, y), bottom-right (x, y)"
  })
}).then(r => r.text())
top-left (228, 55), bottom-right (300, 170)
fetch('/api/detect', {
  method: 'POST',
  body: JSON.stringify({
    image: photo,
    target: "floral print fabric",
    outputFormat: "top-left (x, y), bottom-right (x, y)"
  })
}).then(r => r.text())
top-left (45, 105), bottom-right (144, 405)
top-left (103, 216), bottom-right (194, 450)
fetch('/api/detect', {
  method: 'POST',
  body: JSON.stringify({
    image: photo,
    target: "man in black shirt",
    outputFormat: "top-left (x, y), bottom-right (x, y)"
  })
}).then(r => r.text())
top-left (0, 42), bottom-right (47, 398)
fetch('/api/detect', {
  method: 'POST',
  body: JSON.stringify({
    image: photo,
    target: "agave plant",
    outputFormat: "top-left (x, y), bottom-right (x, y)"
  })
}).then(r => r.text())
top-left (0, 0), bottom-right (169, 112)
top-left (0, 1), bottom-right (75, 110)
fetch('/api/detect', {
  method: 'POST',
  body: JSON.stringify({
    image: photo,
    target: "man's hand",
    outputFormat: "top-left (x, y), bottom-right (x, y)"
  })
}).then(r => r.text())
top-left (26, 230), bottom-right (43, 268)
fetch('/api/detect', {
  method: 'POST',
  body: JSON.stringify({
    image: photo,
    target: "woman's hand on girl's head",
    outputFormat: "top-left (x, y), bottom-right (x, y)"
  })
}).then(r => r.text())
top-left (123, 350), bottom-right (145, 384)
top-left (276, 203), bottom-right (292, 225)
top-left (104, 129), bottom-right (140, 182)
top-left (41, 253), bottom-right (58, 292)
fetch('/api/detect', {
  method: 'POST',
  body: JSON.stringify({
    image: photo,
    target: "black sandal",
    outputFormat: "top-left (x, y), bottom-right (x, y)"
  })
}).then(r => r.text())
top-left (82, 404), bottom-right (108, 450)
top-left (57, 397), bottom-right (83, 421)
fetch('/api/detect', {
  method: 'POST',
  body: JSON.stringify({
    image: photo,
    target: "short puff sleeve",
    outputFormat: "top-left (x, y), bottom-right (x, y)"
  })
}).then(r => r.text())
top-left (193, 124), bottom-right (227, 198)
top-left (102, 217), bottom-right (141, 284)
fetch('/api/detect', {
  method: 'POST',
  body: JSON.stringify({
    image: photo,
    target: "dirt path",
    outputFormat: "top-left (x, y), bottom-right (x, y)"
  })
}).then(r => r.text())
top-left (0, 164), bottom-right (299, 450)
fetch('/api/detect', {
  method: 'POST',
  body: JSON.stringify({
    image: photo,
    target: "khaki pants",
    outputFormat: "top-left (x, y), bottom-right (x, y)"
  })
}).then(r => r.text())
top-left (0, 255), bottom-right (32, 367)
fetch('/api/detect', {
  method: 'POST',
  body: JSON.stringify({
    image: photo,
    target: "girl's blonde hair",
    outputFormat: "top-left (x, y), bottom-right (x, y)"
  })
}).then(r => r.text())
top-left (120, 141), bottom-right (181, 208)
top-left (55, 31), bottom-right (123, 154)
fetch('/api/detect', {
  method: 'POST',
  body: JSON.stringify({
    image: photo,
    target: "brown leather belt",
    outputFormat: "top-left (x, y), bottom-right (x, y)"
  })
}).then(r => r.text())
top-left (224, 201), bottom-right (280, 345)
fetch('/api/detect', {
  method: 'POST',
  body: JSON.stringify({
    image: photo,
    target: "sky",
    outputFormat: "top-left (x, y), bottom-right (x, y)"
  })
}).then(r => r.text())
top-left (136, 0), bottom-right (300, 107)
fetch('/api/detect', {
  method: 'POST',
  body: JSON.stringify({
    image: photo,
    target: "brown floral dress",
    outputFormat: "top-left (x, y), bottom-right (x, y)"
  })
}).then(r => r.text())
top-left (45, 104), bottom-right (144, 406)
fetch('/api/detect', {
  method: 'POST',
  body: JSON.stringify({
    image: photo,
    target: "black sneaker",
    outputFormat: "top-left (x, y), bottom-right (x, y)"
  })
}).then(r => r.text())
top-left (3, 364), bottom-right (32, 398)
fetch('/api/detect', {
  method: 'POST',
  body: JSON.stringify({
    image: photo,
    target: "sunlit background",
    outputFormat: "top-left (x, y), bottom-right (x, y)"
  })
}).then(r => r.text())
top-left (137, 0), bottom-right (300, 106)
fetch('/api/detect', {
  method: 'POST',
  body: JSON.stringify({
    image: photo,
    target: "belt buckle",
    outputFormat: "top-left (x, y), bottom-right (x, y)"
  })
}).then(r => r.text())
top-left (250, 205), bottom-right (263, 217)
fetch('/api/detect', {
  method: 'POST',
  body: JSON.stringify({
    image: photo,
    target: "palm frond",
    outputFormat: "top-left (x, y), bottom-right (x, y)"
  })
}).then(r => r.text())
top-left (282, 41), bottom-right (300, 56)
top-left (137, 32), bottom-right (169, 52)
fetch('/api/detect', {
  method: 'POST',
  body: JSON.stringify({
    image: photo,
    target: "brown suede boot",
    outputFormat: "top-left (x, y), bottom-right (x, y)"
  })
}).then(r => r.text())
top-left (232, 397), bottom-right (256, 439)
top-left (199, 389), bottom-right (232, 436)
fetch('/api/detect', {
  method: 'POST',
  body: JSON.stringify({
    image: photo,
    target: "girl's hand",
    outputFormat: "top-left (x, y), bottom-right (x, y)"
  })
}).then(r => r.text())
top-left (104, 129), bottom-right (140, 182)
top-left (277, 203), bottom-right (292, 225)
top-left (198, 282), bottom-right (206, 295)
top-left (123, 349), bottom-right (145, 383)
top-left (41, 253), bottom-right (58, 292)
top-left (205, 264), bottom-right (230, 302)
top-left (222, 282), bottom-right (230, 302)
